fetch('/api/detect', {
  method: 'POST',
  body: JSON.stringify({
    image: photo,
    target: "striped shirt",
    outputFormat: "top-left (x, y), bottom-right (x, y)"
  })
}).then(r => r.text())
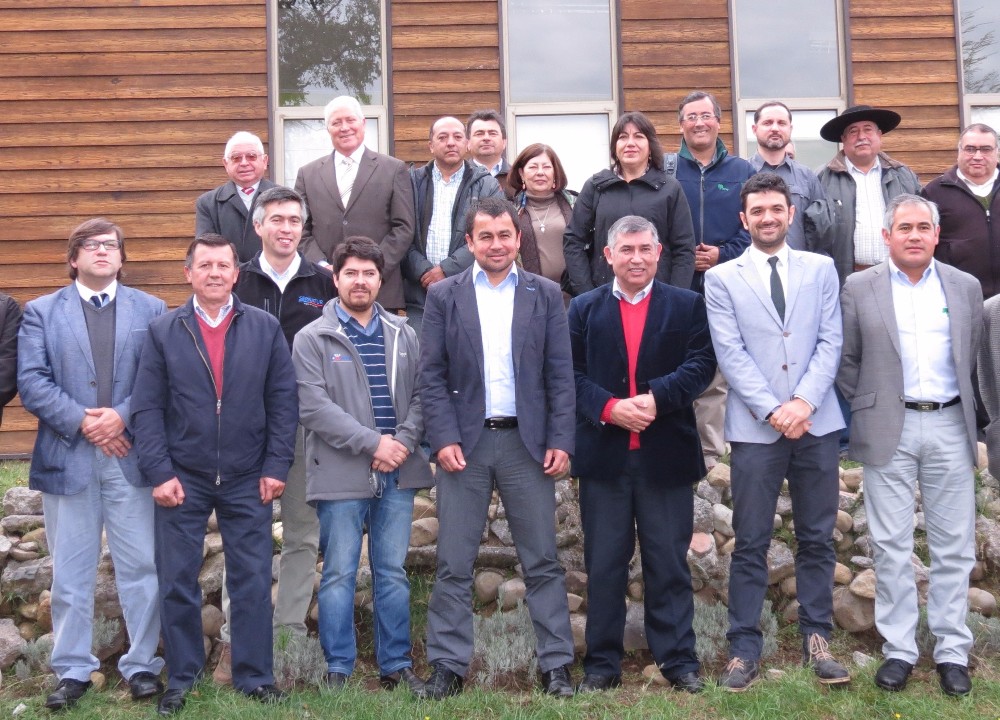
top-left (846, 155), bottom-right (887, 266)
top-left (426, 162), bottom-right (465, 265)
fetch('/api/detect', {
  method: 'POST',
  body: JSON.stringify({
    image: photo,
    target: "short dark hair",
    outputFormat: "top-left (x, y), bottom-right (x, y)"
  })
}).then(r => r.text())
top-left (507, 143), bottom-right (569, 194)
top-left (464, 197), bottom-right (519, 238)
top-left (678, 91), bottom-right (722, 122)
top-left (67, 218), bottom-right (126, 281)
top-left (740, 172), bottom-right (792, 211)
top-left (466, 109), bottom-right (507, 139)
top-left (332, 236), bottom-right (384, 277)
top-left (753, 101), bottom-right (792, 125)
top-left (185, 233), bottom-right (239, 269)
top-left (253, 186), bottom-right (308, 225)
top-left (610, 111), bottom-right (665, 173)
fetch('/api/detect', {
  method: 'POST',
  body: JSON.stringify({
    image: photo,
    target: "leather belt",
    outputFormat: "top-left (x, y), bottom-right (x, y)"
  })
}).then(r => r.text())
top-left (904, 397), bottom-right (960, 412)
top-left (484, 416), bottom-right (518, 429)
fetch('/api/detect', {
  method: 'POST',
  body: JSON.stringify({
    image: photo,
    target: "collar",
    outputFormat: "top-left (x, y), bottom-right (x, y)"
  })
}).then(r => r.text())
top-left (887, 257), bottom-right (937, 286)
top-left (678, 138), bottom-right (728, 167)
top-left (957, 167), bottom-right (998, 193)
top-left (473, 158), bottom-right (505, 176)
top-left (334, 144), bottom-right (366, 166)
top-left (236, 180), bottom-right (261, 194)
top-left (611, 277), bottom-right (654, 304)
top-left (750, 151), bottom-right (790, 171)
top-left (333, 298), bottom-right (380, 334)
top-left (258, 252), bottom-right (302, 282)
top-left (193, 294), bottom-right (234, 323)
top-left (844, 154), bottom-right (881, 176)
top-left (432, 161), bottom-right (466, 185)
top-left (75, 279), bottom-right (118, 303)
top-left (748, 243), bottom-right (790, 270)
top-left (472, 260), bottom-right (519, 288)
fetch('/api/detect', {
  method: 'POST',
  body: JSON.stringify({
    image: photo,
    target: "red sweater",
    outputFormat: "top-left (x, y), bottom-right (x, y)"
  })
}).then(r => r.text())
top-left (196, 313), bottom-right (235, 400)
top-left (600, 293), bottom-right (651, 450)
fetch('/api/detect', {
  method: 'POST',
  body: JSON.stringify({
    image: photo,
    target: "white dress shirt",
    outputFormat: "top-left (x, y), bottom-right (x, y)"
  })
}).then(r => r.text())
top-left (747, 243), bottom-right (789, 297)
top-left (958, 167), bottom-right (998, 197)
top-left (75, 279), bottom-right (118, 305)
top-left (334, 144), bottom-right (366, 206)
top-left (846, 155), bottom-right (887, 266)
top-left (238, 181), bottom-right (260, 210)
top-left (473, 261), bottom-right (518, 418)
top-left (426, 162), bottom-right (465, 266)
top-left (258, 253), bottom-right (301, 294)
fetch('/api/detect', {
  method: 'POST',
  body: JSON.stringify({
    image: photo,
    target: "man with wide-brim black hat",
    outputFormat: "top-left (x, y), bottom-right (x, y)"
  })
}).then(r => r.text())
top-left (817, 105), bottom-right (921, 286)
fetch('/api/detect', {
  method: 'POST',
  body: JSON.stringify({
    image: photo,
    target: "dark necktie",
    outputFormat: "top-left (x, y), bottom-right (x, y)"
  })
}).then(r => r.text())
top-left (768, 256), bottom-right (785, 321)
top-left (90, 293), bottom-right (108, 309)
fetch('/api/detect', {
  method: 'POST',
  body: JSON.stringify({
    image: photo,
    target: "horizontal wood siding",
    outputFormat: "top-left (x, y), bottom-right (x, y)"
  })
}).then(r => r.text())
top-left (0, 0), bottom-right (269, 456)
top-left (849, 0), bottom-right (961, 182)
top-left (391, 0), bottom-right (501, 165)
top-left (620, 0), bottom-right (736, 154)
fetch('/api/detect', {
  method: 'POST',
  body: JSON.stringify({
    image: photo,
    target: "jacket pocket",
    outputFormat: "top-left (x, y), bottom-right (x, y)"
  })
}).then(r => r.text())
top-left (850, 391), bottom-right (876, 412)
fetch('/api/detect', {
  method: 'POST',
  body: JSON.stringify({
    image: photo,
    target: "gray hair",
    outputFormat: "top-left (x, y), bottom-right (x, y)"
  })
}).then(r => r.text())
top-left (252, 186), bottom-right (308, 225)
top-left (323, 95), bottom-right (365, 125)
top-left (223, 131), bottom-right (264, 160)
top-left (883, 194), bottom-right (940, 232)
top-left (607, 215), bottom-right (660, 250)
top-left (958, 123), bottom-right (999, 147)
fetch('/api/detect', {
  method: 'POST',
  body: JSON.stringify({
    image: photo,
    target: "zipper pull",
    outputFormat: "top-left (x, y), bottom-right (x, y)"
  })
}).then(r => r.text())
top-left (216, 474), bottom-right (221, 486)
top-left (216, 399), bottom-right (222, 416)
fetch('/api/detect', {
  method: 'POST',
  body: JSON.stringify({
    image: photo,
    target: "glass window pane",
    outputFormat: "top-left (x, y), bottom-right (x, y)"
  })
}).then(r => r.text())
top-left (734, 0), bottom-right (840, 98)
top-left (282, 118), bottom-right (379, 187)
top-left (960, 2), bottom-right (1000, 94)
top-left (515, 114), bottom-right (610, 193)
top-left (972, 106), bottom-right (1000, 129)
top-left (277, 0), bottom-right (383, 107)
top-left (507, 0), bottom-right (612, 103)
top-left (744, 109), bottom-right (838, 173)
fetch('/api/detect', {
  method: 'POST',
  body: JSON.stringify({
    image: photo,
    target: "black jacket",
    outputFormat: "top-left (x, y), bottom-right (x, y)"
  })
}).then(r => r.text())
top-left (195, 179), bottom-right (278, 263)
top-left (235, 253), bottom-right (335, 349)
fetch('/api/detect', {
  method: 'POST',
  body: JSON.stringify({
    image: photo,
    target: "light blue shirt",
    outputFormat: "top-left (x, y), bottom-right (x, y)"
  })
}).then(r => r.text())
top-left (427, 162), bottom-right (465, 266)
top-left (473, 261), bottom-right (518, 418)
top-left (888, 258), bottom-right (959, 402)
top-left (611, 277), bottom-right (653, 305)
top-left (193, 295), bottom-right (234, 328)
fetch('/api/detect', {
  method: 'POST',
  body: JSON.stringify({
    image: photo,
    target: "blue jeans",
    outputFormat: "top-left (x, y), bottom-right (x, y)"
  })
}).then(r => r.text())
top-left (316, 481), bottom-right (417, 675)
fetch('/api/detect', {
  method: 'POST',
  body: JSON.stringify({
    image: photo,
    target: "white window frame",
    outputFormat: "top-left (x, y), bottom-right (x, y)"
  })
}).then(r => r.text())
top-left (729, 0), bottom-right (847, 157)
top-left (268, 0), bottom-right (390, 187)
top-left (500, 0), bottom-right (619, 174)
top-left (956, 0), bottom-right (1000, 127)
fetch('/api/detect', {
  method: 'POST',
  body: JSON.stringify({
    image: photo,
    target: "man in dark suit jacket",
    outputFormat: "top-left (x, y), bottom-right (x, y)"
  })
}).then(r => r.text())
top-left (195, 131), bottom-right (277, 262)
top-left (17, 219), bottom-right (167, 710)
top-left (418, 197), bottom-right (577, 700)
top-left (569, 214), bottom-right (715, 694)
top-left (294, 95), bottom-right (415, 310)
top-left (0, 291), bottom-right (20, 427)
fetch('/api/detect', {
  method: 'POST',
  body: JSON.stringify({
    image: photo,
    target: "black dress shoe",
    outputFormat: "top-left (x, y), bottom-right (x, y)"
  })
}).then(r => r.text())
top-left (576, 673), bottom-right (622, 693)
top-left (325, 672), bottom-right (348, 690)
top-left (246, 684), bottom-right (286, 703)
top-left (937, 662), bottom-right (972, 696)
top-left (128, 671), bottom-right (164, 700)
top-left (156, 688), bottom-right (186, 716)
top-left (45, 678), bottom-right (92, 710)
top-left (874, 658), bottom-right (914, 692)
top-left (380, 667), bottom-right (424, 693)
top-left (667, 671), bottom-right (704, 693)
top-left (418, 663), bottom-right (463, 700)
top-left (540, 664), bottom-right (575, 697)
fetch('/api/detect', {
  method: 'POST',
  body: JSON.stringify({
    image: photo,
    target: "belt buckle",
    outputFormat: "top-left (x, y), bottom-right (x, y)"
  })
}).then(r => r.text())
top-left (916, 401), bottom-right (934, 412)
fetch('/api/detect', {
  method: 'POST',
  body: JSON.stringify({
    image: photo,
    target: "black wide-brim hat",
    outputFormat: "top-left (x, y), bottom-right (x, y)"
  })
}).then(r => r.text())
top-left (819, 105), bottom-right (902, 142)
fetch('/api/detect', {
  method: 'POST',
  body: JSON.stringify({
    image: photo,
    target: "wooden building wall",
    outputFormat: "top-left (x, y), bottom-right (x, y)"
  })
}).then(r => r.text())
top-left (391, 0), bottom-right (501, 165)
top-left (849, 0), bottom-right (962, 182)
top-left (0, 0), bottom-right (269, 456)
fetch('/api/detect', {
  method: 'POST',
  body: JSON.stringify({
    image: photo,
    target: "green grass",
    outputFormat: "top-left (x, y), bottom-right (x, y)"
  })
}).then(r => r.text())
top-left (0, 460), bottom-right (28, 515)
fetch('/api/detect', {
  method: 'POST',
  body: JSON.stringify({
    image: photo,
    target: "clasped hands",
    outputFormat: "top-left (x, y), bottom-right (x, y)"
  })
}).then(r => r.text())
top-left (768, 397), bottom-right (813, 439)
top-left (609, 391), bottom-right (657, 434)
top-left (81, 407), bottom-right (130, 458)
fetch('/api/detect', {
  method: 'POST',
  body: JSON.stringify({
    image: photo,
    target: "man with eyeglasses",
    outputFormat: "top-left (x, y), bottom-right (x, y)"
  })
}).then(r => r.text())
top-left (921, 124), bottom-right (1000, 298)
top-left (17, 219), bottom-right (168, 710)
top-left (196, 131), bottom-right (277, 262)
top-left (292, 237), bottom-right (431, 694)
top-left (671, 90), bottom-right (755, 473)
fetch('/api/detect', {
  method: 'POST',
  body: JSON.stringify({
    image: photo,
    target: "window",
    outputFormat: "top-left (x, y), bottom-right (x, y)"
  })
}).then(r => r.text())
top-left (731, 0), bottom-right (846, 165)
top-left (503, 0), bottom-right (618, 191)
top-left (270, 0), bottom-right (388, 187)
top-left (957, 0), bottom-right (1000, 127)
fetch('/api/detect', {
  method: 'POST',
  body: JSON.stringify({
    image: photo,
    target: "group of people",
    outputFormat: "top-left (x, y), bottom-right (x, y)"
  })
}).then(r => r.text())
top-left (1, 88), bottom-right (998, 713)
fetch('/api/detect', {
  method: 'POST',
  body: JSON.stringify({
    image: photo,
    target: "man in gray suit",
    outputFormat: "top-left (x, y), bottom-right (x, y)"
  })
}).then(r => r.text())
top-left (295, 95), bottom-right (415, 311)
top-left (17, 219), bottom-right (167, 710)
top-left (195, 131), bottom-right (277, 262)
top-left (839, 194), bottom-right (982, 697)
top-left (705, 173), bottom-right (848, 691)
top-left (418, 197), bottom-right (577, 699)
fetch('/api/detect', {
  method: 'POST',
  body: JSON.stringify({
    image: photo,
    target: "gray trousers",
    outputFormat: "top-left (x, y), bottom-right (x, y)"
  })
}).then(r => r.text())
top-left (864, 404), bottom-right (976, 664)
top-left (426, 427), bottom-right (574, 675)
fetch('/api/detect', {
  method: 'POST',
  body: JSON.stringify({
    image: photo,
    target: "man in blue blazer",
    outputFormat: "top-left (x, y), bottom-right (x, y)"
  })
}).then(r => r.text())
top-left (705, 173), bottom-right (848, 691)
top-left (418, 197), bottom-right (577, 699)
top-left (569, 215), bottom-right (716, 693)
top-left (17, 219), bottom-right (167, 710)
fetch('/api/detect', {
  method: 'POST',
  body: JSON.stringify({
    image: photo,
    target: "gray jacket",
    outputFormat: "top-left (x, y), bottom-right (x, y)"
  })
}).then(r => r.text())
top-left (817, 150), bottom-right (921, 285)
top-left (292, 300), bottom-right (433, 502)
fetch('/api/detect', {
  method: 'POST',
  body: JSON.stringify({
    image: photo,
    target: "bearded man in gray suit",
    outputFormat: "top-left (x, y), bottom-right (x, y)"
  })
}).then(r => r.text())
top-left (838, 194), bottom-right (982, 697)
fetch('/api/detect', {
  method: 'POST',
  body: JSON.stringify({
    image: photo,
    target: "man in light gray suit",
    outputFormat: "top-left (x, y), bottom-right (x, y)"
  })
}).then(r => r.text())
top-left (17, 218), bottom-right (167, 710)
top-left (705, 173), bottom-right (848, 692)
top-left (295, 95), bottom-right (415, 311)
top-left (839, 194), bottom-right (982, 697)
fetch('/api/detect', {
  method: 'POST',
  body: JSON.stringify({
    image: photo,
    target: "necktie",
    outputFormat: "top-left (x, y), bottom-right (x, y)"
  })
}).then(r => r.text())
top-left (240, 186), bottom-right (254, 210)
top-left (768, 256), bottom-right (785, 321)
top-left (241, 186), bottom-right (255, 196)
top-left (90, 293), bottom-right (108, 309)
top-left (339, 156), bottom-right (356, 206)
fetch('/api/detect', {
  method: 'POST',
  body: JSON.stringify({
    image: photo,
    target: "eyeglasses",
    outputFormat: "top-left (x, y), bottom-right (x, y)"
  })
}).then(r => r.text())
top-left (227, 152), bottom-right (261, 163)
top-left (80, 239), bottom-right (121, 251)
top-left (682, 112), bottom-right (718, 124)
top-left (960, 145), bottom-right (997, 157)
